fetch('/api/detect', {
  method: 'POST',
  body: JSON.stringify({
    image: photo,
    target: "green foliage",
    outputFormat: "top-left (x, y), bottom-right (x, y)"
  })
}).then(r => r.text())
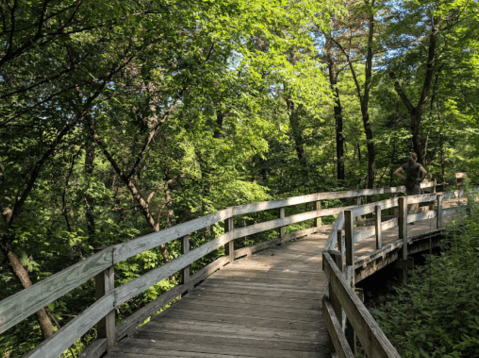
top-left (365, 187), bottom-right (479, 358)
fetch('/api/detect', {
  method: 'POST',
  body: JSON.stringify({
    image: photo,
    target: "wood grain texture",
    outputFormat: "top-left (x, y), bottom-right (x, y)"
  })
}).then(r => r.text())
top-left (0, 247), bottom-right (113, 334)
top-left (234, 227), bottom-right (318, 258)
top-left (115, 256), bottom-right (229, 341)
top-left (323, 297), bottom-right (355, 358)
top-left (78, 338), bottom-right (107, 358)
top-left (323, 253), bottom-right (401, 358)
top-left (24, 294), bottom-right (114, 358)
top-left (113, 208), bottom-right (234, 263)
top-left (324, 211), bottom-right (344, 251)
top-left (114, 231), bottom-right (234, 306)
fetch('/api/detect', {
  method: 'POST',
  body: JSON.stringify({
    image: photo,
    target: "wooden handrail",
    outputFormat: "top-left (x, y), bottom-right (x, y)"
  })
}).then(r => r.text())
top-left (322, 188), bottom-right (469, 357)
top-left (0, 182), bottom-right (444, 357)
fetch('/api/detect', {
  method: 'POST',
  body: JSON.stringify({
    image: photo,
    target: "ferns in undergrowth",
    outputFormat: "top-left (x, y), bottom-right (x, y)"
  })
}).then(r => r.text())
top-left (362, 185), bottom-right (479, 358)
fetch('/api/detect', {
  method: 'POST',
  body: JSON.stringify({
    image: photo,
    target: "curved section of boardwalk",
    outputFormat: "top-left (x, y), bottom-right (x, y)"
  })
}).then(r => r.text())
top-left (105, 197), bottom-right (463, 358)
top-left (106, 235), bottom-right (331, 358)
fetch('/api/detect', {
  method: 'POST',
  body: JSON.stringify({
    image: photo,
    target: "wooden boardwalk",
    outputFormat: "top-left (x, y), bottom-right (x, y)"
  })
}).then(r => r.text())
top-left (106, 235), bottom-right (331, 358)
top-left (105, 198), bottom-right (463, 358)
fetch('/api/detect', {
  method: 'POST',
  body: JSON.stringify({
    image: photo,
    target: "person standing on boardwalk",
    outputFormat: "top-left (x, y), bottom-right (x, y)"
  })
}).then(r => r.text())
top-left (394, 152), bottom-right (428, 218)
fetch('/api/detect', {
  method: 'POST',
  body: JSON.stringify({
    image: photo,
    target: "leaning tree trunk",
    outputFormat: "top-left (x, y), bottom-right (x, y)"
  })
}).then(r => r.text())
top-left (0, 239), bottom-right (53, 338)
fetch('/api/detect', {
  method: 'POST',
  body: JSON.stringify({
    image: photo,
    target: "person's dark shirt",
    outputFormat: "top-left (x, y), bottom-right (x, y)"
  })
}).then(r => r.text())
top-left (401, 162), bottom-right (423, 183)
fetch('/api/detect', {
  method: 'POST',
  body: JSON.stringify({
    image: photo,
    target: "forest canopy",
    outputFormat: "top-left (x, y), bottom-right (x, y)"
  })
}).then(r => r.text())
top-left (1, 0), bottom-right (478, 356)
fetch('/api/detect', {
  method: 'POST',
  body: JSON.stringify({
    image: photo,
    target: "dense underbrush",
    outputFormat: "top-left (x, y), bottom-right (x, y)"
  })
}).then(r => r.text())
top-left (363, 189), bottom-right (479, 358)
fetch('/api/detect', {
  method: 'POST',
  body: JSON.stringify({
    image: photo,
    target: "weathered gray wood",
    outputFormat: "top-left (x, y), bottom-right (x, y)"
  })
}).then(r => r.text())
top-left (96, 266), bottom-right (115, 351)
top-left (279, 207), bottom-right (285, 241)
top-left (375, 206), bottom-right (382, 250)
top-left (24, 294), bottom-right (114, 358)
top-left (113, 207), bottom-right (234, 263)
top-left (233, 206), bottom-right (349, 240)
top-left (114, 231), bottom-right (234, 306)
top-left (398, 197), bottom-right (407, 242)
top-left (315, 201), bottom-right (322, 228)
top-left (115, 256), bottom-right (229, 341)
top-left (231, 186), bottom-right (407, 217)
top-left (437, 194), bottom-right (444, 229)
top-left (157, 306), bottom-right (319, 331)
top-left (443, 206), bottom-right (466, 216)
top-left (351, 198), bottom-right (398, 217)
top-left (323, 253), bottom-right (401, 358)
top-left (118, 334), bottom-right (325, 357)
top-left (404, 193), bottom-right (437, 204)
top-left (353, 226), bottom-right (376, 244)
top-left (0, 247), bottom-right (113, 334)
top-left (224, 218), bottom-right (234, 263)
top-left (181, 235), bottom-right (190, 286)
top-left (325, 211), bottom-right (344, 251)
top-left (323, 297), bottom-right (355, 358)
top-left (345, 211), bottom-right (354, 268)
top-left (390, 193), bottom-right (397, 217)
top-left (398, 197), bottom-right (408, 283)
top-left (143, 318), bottom-right (320, 343)
top-left (234, 227), bottom-right (318, 259)
top-left (78, 338), bottom-right (107, 358)
top-left (407, 210), bottom-right (437, 223)
top-left (338, 230), bottom-right (344, 272)
top-left (444, 189), bottom-right (465, 199)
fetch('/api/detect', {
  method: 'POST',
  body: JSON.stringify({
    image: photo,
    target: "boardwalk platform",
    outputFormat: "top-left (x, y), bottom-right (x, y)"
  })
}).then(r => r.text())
top-left (106, 235), bottom-right (331, 357)
top-left (105, 198), bottom-right (463, 358)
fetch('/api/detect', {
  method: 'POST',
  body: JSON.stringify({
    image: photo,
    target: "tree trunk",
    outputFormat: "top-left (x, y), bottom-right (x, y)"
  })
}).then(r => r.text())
top-left (286, 98), bottom-right (307, 169)
top-left (0, 239), bottom-right (53, 338)
top-left (326, 37), bottom-right (345, 180)
top-left (362, 0), bottom-right (376, 190)
top-left (84, 127), bottom-right (96, 244)
top-left (390, 16), bottom-right (439, 166)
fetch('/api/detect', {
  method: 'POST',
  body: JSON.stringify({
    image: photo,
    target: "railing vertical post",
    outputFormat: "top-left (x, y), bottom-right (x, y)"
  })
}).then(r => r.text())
top-left (224, 217), bottom-right (234, 263)
top-left (328, 249), bottom-right (344, 352)
top-left (398, 197), bottom-right (408, 283)
top-left (337, 230), bottom-right (344, 271)
top-left (356, 197), bottom-right (362, 222)
top-left (345, 210), bottom-right (354, 274)
top-left (391, 193), bottom-right (398, 217)
top-left (433, 179), bottom-right (437, 193)
top-left (95, 266), bottom-right (115, 351)
top-left (181, 235), bottom-right (190, 292)
top-left (437, 193), bottom-right (444, 229)
top-left (375, 205), bottom-right (382, 250)
top-left (279, 207), bottom-right (285, 244)
top-left (344, 210), bottom-right (356, 354)
top-left (314, 201), bottom-right (321, 229)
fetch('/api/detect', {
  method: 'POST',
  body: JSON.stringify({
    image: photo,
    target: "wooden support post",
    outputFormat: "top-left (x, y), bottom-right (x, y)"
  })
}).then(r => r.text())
top-left (344, 210), bottom-right (354, 283)
top-left (337, 230), bottom-right (344, 271)
top-left (391, 193), bottom-right (397, 217)
top-left (356, 197), bottom-right (362, 221)
top-left (224, 217), bottom-right (234, 263)
top-left (328, 250), bottom-right (344, 353)
top-left (433, 179), bottom-right (437, 193)
top-left (437, 193), bottom-right (443, 229)
top-left (95, 266), bottom-right (115, 351)
top-left (180, 235), bottom-right (190, 289)
top-left (344, 210), bottom-right (356, 353)
top-left (375, 205), bottom-right (382, 250)
top-left (279, 207), bottom-right (285, 244)
top-left (398, 197), bottom-right (408, 284)
top-left (314, 201), bottom-right (322, 229)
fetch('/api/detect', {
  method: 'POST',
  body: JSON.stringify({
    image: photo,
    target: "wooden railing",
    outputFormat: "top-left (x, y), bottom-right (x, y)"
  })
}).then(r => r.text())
top-left (0, 181), bottom-right (460, 358)
top-left (322, 187), bottom-right (467, 358)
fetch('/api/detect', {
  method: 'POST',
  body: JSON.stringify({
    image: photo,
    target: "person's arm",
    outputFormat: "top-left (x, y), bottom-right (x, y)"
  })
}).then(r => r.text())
top-left (394, 166), bottom-right (405, 180)
top-left (419, 166), bottom-right (427, 182)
